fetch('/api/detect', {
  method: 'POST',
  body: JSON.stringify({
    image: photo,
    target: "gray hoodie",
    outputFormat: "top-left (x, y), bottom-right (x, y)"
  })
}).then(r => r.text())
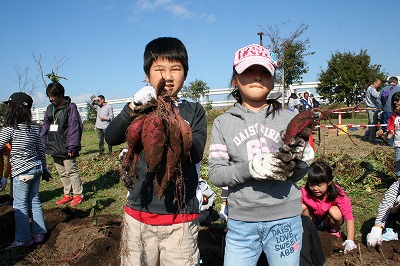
top-left (208, 103), bottom-right (308, 222)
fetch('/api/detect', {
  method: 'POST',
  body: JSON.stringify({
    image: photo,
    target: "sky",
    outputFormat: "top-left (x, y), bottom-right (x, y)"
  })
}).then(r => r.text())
top-left (1, 0), bottom-right (399, 108)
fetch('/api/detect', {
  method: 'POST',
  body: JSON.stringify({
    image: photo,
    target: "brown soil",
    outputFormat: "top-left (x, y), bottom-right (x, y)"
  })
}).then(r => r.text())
top-left (0, 127), bottom-right (399, 266)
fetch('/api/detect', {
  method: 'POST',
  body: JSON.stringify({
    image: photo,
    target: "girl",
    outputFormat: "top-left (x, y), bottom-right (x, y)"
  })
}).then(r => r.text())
top-left (208, 44), bottom-right (314, 266)
top-left (287, 93), bottom-right (300, 114)
top-left (1, 92), bottom-right (48, 249)
top-left (301, 160), bottom-right (357, 253)
top-left (366, 180), bottom-right (400, 247)
top-left (386, 91), bottom-right (400, 178)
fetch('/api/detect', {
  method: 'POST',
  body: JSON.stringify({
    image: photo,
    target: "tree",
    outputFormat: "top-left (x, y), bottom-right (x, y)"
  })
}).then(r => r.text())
top-left (86, 95), bottom-right (97, 124)
top-left (180, 79), bottom-right (210, 102)
top-left (260, 22), bottom-right (314, 103)
top-left (317, 50), bottom-right (387, 106)
top-left (11, 64), bottom-right (39, 96)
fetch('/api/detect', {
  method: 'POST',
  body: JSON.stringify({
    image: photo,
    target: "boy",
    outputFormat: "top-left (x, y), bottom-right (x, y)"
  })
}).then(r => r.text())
top-left (40, 82), bottom-right (84, 207)
top-left (105, 37), bottom-right (207, 265)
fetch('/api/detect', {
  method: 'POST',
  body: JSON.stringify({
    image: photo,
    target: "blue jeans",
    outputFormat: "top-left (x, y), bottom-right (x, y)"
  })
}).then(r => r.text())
top-left (224, 215), bottom-right (302, 266)
top-left (395, 147), bottom-right (400, 177)
top-left (13, 165), bottom-right (47, 242)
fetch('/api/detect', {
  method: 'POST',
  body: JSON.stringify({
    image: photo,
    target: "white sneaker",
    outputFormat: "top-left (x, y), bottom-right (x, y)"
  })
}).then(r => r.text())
top-left (219, 204), bottom-right (228, 221)
top-left (382, 228), bottom-right (398, 241)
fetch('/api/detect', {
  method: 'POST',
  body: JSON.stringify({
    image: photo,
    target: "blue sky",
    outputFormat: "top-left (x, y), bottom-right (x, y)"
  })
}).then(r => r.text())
top-left (1, 0), bottom-right (399, 108)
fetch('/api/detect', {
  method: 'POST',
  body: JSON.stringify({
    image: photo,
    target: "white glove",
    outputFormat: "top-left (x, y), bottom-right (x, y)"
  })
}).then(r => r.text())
top-left (249, 153), bottom-right (294, 181)
top-left (0, 177), bottom-right (7, 192)
top-left (366, 226), bottom-right (383, 247)
top-left (132, 86), bottom-right (156, 106)
top-left (300, 142), bottom-right (314, 166)
top-left (342, 240), bottom-right (357, 254)
top-left (119, 148), bottom-right (128, 160)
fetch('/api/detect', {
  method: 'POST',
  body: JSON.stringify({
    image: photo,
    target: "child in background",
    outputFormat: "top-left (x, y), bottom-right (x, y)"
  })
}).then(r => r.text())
top-left (385, 91), bottom-right (400, 178)
top-left (301, 160), bottom-right (357, 253)
top-left (208, 44), bottom-right (314, 265)
top-left (105, 37), bottom-right (207, 265)
top-left (0, 92), bottom-right (48, 249)
top-left (366, 180), bottom-right (400, 247)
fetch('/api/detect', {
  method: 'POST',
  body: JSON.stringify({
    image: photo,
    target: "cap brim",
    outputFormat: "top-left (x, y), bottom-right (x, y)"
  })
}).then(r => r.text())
top-left (235, 59), bottom-right (275, 76)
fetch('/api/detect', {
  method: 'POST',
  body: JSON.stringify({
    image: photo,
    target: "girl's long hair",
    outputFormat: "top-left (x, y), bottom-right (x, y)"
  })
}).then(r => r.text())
top-left (228, 70), bottom-right (282, 118)
top-left (305, 160), bottom-right (342, 201)
top-left (391, 91), bottom-right (400, 114)
top-left (3, 102), bottom-right (32, 129)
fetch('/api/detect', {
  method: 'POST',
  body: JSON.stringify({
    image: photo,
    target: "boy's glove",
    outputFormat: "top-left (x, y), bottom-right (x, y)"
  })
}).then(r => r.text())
top-left (342, 240), bottom-right (357, 253)
top-left (249, 153), bottom-right (296, 181)
top-left (42, 168), bottom-right (53, 182)
top-left (132, 86), bottom-right (156, 107)
top-left (0, 177), bottom-right (7, 191)
top-left (366, 226), bottom-right (383, 247)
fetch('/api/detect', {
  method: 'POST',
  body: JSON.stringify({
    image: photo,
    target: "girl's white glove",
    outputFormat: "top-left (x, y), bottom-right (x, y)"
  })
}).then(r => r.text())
top-left (366, 226), bottom-right (383, 247)
top-left (0, 177), bottom-right (7, 192)
top-left (342, 240), bottom-right (357, 253)
top-left (249, 153), bottom-right (295, 181)
top-left (132, 86), bottom-right (156, 106)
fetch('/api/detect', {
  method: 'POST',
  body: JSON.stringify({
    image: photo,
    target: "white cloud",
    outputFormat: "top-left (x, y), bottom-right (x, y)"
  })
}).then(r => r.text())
top-left (129, 0), bottom-right (216, 23)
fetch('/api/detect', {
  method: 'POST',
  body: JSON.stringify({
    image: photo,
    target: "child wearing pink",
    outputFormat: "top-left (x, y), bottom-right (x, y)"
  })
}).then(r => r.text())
top-left (301, 160), bottom-right (357, 254)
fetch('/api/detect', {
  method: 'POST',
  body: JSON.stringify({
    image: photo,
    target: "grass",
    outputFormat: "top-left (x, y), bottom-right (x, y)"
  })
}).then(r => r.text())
top-left (3, 113), bottom-right (392, 241)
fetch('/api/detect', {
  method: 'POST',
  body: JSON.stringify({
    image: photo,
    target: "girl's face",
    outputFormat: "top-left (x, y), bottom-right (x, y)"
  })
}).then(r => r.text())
top-left (145, 57), bottom-right (186, 97)
top-left (232, 65), bottom-right (274, 110)
top-left (308, 181), bottom-right (331, 199)
top-left (394, 99), bottom-right (400, 114)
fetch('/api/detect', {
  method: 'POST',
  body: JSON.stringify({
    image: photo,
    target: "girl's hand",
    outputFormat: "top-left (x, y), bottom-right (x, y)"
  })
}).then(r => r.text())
top-left (342, 240), bottom-right (357, 253)
top-left (249, 152), bottom-right (296, 181)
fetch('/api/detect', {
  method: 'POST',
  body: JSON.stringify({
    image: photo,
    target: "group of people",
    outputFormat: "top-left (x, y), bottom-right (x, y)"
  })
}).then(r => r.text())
top-left (363, 76), bottom-right (400, 144)
top-left (287, 91), bottom-right (320, 114)
top-left (0, 80), bottom-right (115, 250)
top-left (1, 36), bottom-right (399, 266)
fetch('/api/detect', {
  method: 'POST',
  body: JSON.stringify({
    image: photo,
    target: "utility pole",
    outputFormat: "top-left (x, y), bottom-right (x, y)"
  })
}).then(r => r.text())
top-left (257, 32), bottom-right (264, 46)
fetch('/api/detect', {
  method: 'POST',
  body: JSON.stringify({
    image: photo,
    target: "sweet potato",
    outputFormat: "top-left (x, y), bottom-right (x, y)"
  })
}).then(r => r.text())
top-left (126, 116), bottom-right (146, 148)
top-left (142, 111), bottom-right (167, 172)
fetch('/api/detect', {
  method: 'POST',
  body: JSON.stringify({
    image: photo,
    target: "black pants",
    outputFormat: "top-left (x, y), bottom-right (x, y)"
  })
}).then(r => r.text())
top-left (97, 128), bottom-right (112, 155)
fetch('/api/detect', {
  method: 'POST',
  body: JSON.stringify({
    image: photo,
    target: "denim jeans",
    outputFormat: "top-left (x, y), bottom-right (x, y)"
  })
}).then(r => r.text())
top-left (224, 215), bottom-right (302, 266)
top-left (13, 165), bottom-right (47, 242)
top-left (395, 147), bottom-right (400, 177)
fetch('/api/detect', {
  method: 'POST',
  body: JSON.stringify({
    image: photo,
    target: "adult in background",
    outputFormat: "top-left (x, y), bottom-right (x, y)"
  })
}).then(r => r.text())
top-left (363, 78), bottom-right (381, 142)
top-left (378, 76), bottom-right (400, 136)
top-left (40, 82), bottom-right (84, 207)
top-left (287, 92), bottom-right (300, 114)
top-left (300, 91), bottom-right (313, 112)
top-left (310, 94), bottom-right (320, 108)
top-left (91, 95), bottom-right (114, 156)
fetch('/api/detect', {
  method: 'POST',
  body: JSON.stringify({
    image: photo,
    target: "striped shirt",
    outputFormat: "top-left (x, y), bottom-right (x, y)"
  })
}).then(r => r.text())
top-left (0, 123), bottom-right (46, 178)
top-left (375, 181), bottom-right (400, 227)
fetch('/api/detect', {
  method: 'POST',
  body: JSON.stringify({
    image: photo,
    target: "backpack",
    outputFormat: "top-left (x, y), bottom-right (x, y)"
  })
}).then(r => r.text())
top-left (381, 86), bottom-right (394, 107)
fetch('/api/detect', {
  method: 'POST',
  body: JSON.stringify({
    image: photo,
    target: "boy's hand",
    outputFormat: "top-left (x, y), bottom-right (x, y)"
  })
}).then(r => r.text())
top-left (132, 86), bottom-right (156, 107)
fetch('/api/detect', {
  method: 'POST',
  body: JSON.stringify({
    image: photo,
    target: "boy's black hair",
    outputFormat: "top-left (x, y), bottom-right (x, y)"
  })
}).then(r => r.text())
top-left (3, 102), bottom-right (32, 129)
top-left (46, 82), bottom-right (65, 98)
top-left (143, 37), bottom-right (189, 78)
top-left (388, 76), bottom-right (399, 84)
top-left (391, 91), bottom-right (400, 113)
top-left (305, 160), bottom-right (341, 201)
top-left (98, 95), bottom-right (105, 101)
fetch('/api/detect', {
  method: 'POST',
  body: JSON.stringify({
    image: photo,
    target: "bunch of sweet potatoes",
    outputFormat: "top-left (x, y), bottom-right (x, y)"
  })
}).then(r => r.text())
top-left (121, 78), bottom-right (192, 198)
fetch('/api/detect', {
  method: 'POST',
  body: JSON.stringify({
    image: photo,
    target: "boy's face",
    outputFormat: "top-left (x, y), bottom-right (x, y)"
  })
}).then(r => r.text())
top-left (145, 57), bottom-right (186, 97)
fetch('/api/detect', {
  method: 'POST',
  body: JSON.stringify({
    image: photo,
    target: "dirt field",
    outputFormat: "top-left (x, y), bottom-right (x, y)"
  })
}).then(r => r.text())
top-left (0, 127), bottom-right (399, 266)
